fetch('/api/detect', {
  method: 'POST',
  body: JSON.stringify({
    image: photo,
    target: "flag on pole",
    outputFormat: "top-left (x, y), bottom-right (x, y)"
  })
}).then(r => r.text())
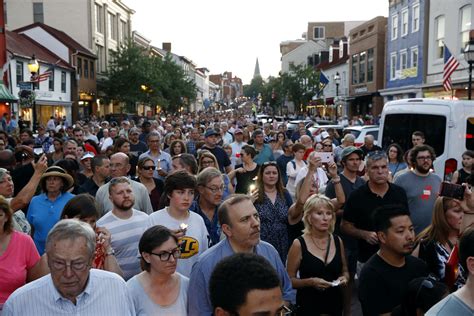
top-left (317, 71), bottom-right (329, 97)
top-left (443, 44), bottom-right (460, 91)
top-left (33, 66), bottom-right (53, 82)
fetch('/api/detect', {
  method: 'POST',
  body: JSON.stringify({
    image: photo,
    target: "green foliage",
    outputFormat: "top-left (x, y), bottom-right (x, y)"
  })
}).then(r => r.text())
top-left (99, 41), bottom-right (196, 113)
top-left (243, 76), bottom-right (264, 99)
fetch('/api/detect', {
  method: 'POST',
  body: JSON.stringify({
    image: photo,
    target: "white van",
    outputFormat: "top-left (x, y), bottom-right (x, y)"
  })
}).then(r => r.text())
top-left (378, 98), bottom-right (474, 181)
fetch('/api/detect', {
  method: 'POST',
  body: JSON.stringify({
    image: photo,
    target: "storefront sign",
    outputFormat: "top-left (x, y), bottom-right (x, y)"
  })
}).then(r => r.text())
top-left (354, 86), bottom-right (368, 94)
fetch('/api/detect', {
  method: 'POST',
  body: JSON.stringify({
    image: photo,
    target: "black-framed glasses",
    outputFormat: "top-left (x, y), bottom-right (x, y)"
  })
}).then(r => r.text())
top-left (416, 155), bottom-right (432, 161)
top-left (142, 165), bottom-right (156, 171)
top-left (150, 248), bottom-right (181, 262)
top-left (204, 184), bottom-right (225, 194)
top-left (415, 278), bottom-right (434, 303)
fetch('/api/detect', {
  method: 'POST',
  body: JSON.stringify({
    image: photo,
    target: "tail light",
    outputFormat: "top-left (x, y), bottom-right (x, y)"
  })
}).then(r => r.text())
top-left (444, 158), bottom-right (457, 181)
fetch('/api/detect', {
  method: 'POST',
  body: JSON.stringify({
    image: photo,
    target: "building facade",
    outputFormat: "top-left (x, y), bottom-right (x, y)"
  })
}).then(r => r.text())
top-left (380, 0), bottom-right (428, 102)
top-left (348, 16), bottom-right (387, 117)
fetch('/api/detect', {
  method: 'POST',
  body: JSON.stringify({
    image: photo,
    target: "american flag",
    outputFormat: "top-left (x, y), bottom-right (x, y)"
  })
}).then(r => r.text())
top-left (443, 44), bottom-right (460, 91)
top-left (32, 66), bottom-right (53, 82)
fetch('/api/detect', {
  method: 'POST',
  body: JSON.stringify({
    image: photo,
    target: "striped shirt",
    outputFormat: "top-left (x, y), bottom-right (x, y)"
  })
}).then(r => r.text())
top-left (97, 209), bottom-right (149, 280)
top-left (2, 269), bottom-right (135, 315)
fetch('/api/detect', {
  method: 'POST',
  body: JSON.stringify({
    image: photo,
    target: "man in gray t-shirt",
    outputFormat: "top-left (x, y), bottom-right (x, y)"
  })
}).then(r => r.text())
top-left (394, 145), bottom-right (441, 234)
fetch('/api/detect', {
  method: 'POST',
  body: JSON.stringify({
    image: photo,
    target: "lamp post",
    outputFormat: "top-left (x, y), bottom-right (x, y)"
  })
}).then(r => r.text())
top-left (464, 39), bottom-right (474, 100)
top-left (334, 72), bottom-right (341, 122)
top-left (27, 55), bottom-right (39, 132)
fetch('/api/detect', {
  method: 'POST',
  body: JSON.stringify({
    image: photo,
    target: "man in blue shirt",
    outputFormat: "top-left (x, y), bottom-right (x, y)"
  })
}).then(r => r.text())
top-left (252, 129), bottom-right (274, 165)
top-left (187, 194), bottom-right (295, 315)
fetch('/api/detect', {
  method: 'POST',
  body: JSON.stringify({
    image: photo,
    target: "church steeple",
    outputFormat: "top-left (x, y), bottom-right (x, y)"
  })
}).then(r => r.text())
top-left (253, 58), bottom-right (261, 78)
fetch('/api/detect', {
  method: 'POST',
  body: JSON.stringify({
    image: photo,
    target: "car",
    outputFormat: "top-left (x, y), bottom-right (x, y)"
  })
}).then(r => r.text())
top-left (308, 124), bottom-right (344, 138)
top-left (343, 125), bottom-right (379, 147)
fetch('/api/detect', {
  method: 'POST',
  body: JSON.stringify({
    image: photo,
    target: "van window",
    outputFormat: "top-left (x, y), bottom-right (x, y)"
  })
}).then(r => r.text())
top-left (381, 114), bottom-right (446, 156)
top-left (467, 118), bottom-right (474, 150)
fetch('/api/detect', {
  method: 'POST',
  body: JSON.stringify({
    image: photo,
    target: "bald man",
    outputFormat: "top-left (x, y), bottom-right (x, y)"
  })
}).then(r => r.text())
top-left (95, 152), bottom-right (153, 216)
top-left (360, 134), bottom-right (382, 156)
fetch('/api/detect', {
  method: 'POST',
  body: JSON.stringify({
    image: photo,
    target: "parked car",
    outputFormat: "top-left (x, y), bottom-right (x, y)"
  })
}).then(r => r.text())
top-left (308, 124), bottom-right (344, 139)
top-left (343, 125), bottom-right (379, 147)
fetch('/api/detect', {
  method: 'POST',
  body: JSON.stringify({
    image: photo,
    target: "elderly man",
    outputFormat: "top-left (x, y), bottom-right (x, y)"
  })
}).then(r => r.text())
top-left (187, 194), bottom-right (295, 315)
top-left (2, 220), bottom-right (135, 315)
top-left (360, 134), bottom-right (382, 156)
top-left (138, 131), bottom-right (171, 181)
top-left (95, 152), bottom-right (152, 215)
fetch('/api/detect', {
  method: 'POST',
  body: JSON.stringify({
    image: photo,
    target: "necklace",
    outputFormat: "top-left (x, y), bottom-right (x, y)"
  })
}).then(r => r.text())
top-left (311, 234), bottom-right (329, 251)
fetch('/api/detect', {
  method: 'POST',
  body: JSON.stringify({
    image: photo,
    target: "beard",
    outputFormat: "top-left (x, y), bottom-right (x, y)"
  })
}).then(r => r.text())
top-left (114, 198), bottom-right (135, 211)
top-left (415, 163), bottom-right (430, 174)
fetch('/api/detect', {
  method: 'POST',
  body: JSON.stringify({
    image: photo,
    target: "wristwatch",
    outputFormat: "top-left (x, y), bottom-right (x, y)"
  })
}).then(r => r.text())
top-left (106, 248), bottom-right (115, 256)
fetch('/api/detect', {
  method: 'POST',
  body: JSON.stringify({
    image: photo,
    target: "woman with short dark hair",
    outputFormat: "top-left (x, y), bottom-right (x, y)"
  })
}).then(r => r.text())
top-left (228, 145), bottom-right (259, 194)
top-left (127, 225), bottom-right (189, 315)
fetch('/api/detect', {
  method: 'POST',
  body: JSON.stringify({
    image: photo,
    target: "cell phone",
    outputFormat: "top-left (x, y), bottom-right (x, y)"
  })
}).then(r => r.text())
top-left (439, 182), bottom-right (465, 200)
top-left (313, 152), bottom-right (334, 163)
top-left (33, 147), bottom-right (44, 155)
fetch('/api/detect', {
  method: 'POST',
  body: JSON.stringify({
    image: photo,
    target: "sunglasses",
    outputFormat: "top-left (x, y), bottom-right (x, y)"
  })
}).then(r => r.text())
top-left (142, 165), bottom-right (156, 171)
top-left (263, 161), bottom-right (277, 166)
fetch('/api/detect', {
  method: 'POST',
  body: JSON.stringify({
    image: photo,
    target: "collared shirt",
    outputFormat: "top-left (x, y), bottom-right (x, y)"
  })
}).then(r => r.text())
top-left (189, 198), bottom-right (221, 247)
top-left (138, 150), bottom-right (171, 181)
top-left (27, 192), bottom-right (75, 255)
top-left (187, 238), bottom-right (295, 316)
top-left (2, 269), bottom-right (135, 315)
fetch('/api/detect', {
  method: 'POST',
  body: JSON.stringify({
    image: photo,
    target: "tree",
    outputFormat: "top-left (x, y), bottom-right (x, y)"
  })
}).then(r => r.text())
top-left (243, 76), bottom-right (264, 100)
top-left (281, 64), bottom-right (319, 113)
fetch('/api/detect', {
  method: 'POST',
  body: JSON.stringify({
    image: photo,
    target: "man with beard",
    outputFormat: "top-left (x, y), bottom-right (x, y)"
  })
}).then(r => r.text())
top-left (96, 177), bottom-right (149, 280)
top-left (394, 145), bottom-right (441, 234)
top-left (187, 194), bottom-right (295, 316)
top-left (359, 205), bottom-right (428, 315)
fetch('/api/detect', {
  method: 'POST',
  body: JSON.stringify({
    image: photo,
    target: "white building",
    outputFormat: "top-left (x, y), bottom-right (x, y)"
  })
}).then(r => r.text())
top-left (425, 0), bottom-right (473, 98)
top-left (281, 40), bottom-right (327, 73)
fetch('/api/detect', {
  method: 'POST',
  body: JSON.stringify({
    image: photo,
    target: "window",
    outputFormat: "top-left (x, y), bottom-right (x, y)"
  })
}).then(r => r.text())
top-left (411, 47), bottom-right (418, 68)
top-left (400, 50), bottom-right (408, 70)
top-left (460, 5), bottom-right (471, 53)
top-left (401, 8), bottom-right (409, 36)
top-left (391, 14), bottom-right (399, 40)
top-left (351, 54), bottom-right (358, 84)
top-left (33, 2), bottom-right (43, 23)
top-left (95, 4), bottom-right (103, 33)
top-left (48, 70), bottom-right (54, 91)
top-left (108, 49), bottom-right (114, 66)
top-left (77, 58), bottom-right (82, 77)
top-left (313, 26), bottom-right (325, 40)
top-left (90, 61), bottom-right (95, 79)
top-left (390, 53), bottom-right (397, 80)
top-left (61, 71), bottom-right (66, 93)
top-left (435, 15), bottom-right (445, 59)
top-left (359, 51), bottom-right (366, 83)
top-left (96, 44), bottom-right (105, 73)
top-left (16, 61), bottom-right (23, 85)
top-left (412, 2), bottom-right (420, 32)
top-left (367, 48), bottom-right (374, 82)
top-left (108, 13), bottom-right (117, 40)
top-left (84, 60), bottom-right (89, 78)
top-left (121, 20), bottom-right (128, 41)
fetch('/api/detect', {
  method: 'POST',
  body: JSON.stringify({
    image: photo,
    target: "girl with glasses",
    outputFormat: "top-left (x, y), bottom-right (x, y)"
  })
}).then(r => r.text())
top-left (127, 225), bottom-right (189, 315)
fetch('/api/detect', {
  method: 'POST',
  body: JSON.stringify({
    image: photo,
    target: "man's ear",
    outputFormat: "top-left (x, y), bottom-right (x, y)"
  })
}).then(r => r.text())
top-left (466, 257), bottom-right (474, 275)
top-left (221, 223), bottom-right (232, 238)
top-left (377, 231), bottom-right (386, 245)
top-left (214, 307), bottom-right (231, 316)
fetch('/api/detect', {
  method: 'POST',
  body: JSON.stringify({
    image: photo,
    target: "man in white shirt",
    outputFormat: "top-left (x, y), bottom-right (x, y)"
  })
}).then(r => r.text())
top-left (3, 220), bottom-right (135, 315)
top-left (229, 129), bottom-right (247, 166)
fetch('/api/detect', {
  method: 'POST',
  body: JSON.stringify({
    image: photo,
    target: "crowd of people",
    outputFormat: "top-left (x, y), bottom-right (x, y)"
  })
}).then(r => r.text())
top-left (0, 110), bottom-right (474, 315)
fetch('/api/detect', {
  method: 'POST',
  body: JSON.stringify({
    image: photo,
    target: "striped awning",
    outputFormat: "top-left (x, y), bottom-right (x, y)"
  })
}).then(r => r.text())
top-left (0, 83), bottom-right (17, 102)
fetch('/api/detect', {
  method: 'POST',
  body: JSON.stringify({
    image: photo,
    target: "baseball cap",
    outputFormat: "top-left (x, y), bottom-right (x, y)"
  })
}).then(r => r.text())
top-left (81, 152), bottom-right (95, 160)
top-left (205, 129), bottom-right (219, 137)
top-left (234, 128), bottom-right (243, 134)
top-left (341, 146), bottom-right (364, 160)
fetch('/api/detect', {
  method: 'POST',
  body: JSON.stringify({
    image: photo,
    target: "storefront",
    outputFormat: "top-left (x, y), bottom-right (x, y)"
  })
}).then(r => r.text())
top-left (20, 100), bottom-right (72, 128)
top-left (0, 83), bottom-right (17, 116)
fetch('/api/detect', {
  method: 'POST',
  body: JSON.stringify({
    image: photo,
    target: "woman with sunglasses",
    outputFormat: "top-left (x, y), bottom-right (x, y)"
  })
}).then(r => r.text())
top-left (252, 161), bottom-right (293, 263)
top-left (127, 225), bottom-right (189, 315)
top-left (414, 196), bottom-right (467, 290)
top-left (198, 151), bottom-right (233, 199)
top-left (135, 157), bottom-right (164, 212)
top-left (228, 145), bottom-right (259, 194)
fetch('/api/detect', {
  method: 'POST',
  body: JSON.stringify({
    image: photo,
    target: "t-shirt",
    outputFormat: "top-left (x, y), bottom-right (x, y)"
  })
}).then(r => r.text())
top-left (343, 182), bottom-right (408, 262)
top-left (426, 293), bottom-right (474, 315)
top-left (394, 171), bottom-right (442, 235)
top-left (127, 273), bottom-right (189, 316)
top-left (96, 209), bottom-right (149, 280)
top-left (201, 146), bottom-right (231, 173)
top-left (129, 141), bottom-right (148, 156)
top-left (359, 254), bottom-right (428, 316)
top-left (0, 231), bottom-right (40, 305)
top-left (148, 208), bottom-right (209, 277)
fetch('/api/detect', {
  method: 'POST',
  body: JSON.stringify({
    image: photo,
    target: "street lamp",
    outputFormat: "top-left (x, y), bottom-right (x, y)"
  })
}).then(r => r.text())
top-left (27, 55), bottom-right (39, 132)
top-left (464, 39), bottom-right (474, 100)
top-left (334, 72), bottom-right (341, 121)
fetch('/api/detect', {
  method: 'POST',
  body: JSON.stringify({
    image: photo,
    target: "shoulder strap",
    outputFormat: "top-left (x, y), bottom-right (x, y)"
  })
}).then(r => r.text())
top-left (324, 234), bottom-right (331, 265)
top-left (297, 236), bottom-right (308, 253)
top-left (291, 160), bottom-right (296, 169)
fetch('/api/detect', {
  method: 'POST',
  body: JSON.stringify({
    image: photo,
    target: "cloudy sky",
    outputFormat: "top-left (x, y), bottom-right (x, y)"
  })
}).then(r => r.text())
top-left (124, 0), bottom-right (388, 84)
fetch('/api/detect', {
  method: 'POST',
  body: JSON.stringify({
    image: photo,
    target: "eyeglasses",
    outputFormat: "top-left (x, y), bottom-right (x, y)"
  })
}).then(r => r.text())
top-left (142, 165), bottom-right (156, 171)
top-left (416, 156), bottom-right (432, 161)
top-left (150, 248), bottom-right (181, 261)
top-left (204, 185), bottom-right (225, 194)
top-left (263, 161), bottom-right (278, 166)
top-left (50, 260), bottom-right (89, 272)
top-left (322, 144), bottom-right (332, 148)
top-left (415, 278), bottom-right (434, 303)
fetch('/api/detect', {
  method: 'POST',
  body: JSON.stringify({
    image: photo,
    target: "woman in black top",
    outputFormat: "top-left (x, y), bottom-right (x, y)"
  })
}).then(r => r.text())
top-left (134, 156), bottom-right (164, 212)
top-left (228, 145), bottom-right (259, 194)
top-left (451, 150), bottom-right (473, 185)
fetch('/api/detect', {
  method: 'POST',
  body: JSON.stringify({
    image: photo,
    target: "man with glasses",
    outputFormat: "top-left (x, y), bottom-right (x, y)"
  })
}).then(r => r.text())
top-left (2, 220), bottom-right (135, 315)
top-left (394, 145), bottom-right (441, 234)
top-left (148, 170), bottom-right (209, 277)
top-left (97, 177), bottom-right (149, 280)
top-left (341, 151), bottom-right (408, 265)
top-left (139, 131), bottom-right (171, 181)
top-left (190, 168), bottom-right (225, 247)
top-left (210, 253), bottom-right (291, 316)
top-left (188, 194), bottom-right (295, 315)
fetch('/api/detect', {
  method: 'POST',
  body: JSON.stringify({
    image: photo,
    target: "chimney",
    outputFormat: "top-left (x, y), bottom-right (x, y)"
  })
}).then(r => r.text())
top-left (162, 42), bottom-right (171, 52)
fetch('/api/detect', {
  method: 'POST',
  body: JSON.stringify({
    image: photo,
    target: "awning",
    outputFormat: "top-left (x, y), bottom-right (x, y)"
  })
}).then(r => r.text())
top-left (0, 83), bottom-right (17, 102)
top-left (36, 100), bottom-right (73, 107)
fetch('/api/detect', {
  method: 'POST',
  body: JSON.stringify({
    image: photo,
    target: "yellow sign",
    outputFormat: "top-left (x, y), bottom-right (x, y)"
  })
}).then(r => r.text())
top-left (179, 236), bottom-right (200, 259)
top-left (401, 67), bottom-right (417, 78)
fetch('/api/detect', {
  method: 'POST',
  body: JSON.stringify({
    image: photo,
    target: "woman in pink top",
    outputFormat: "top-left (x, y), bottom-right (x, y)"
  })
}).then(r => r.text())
top-left (0, 196), bottom-right (41, 310)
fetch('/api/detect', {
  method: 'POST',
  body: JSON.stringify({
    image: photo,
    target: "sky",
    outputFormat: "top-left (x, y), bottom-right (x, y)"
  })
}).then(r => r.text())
top-left (124, 0), bottom-right (388, 85)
